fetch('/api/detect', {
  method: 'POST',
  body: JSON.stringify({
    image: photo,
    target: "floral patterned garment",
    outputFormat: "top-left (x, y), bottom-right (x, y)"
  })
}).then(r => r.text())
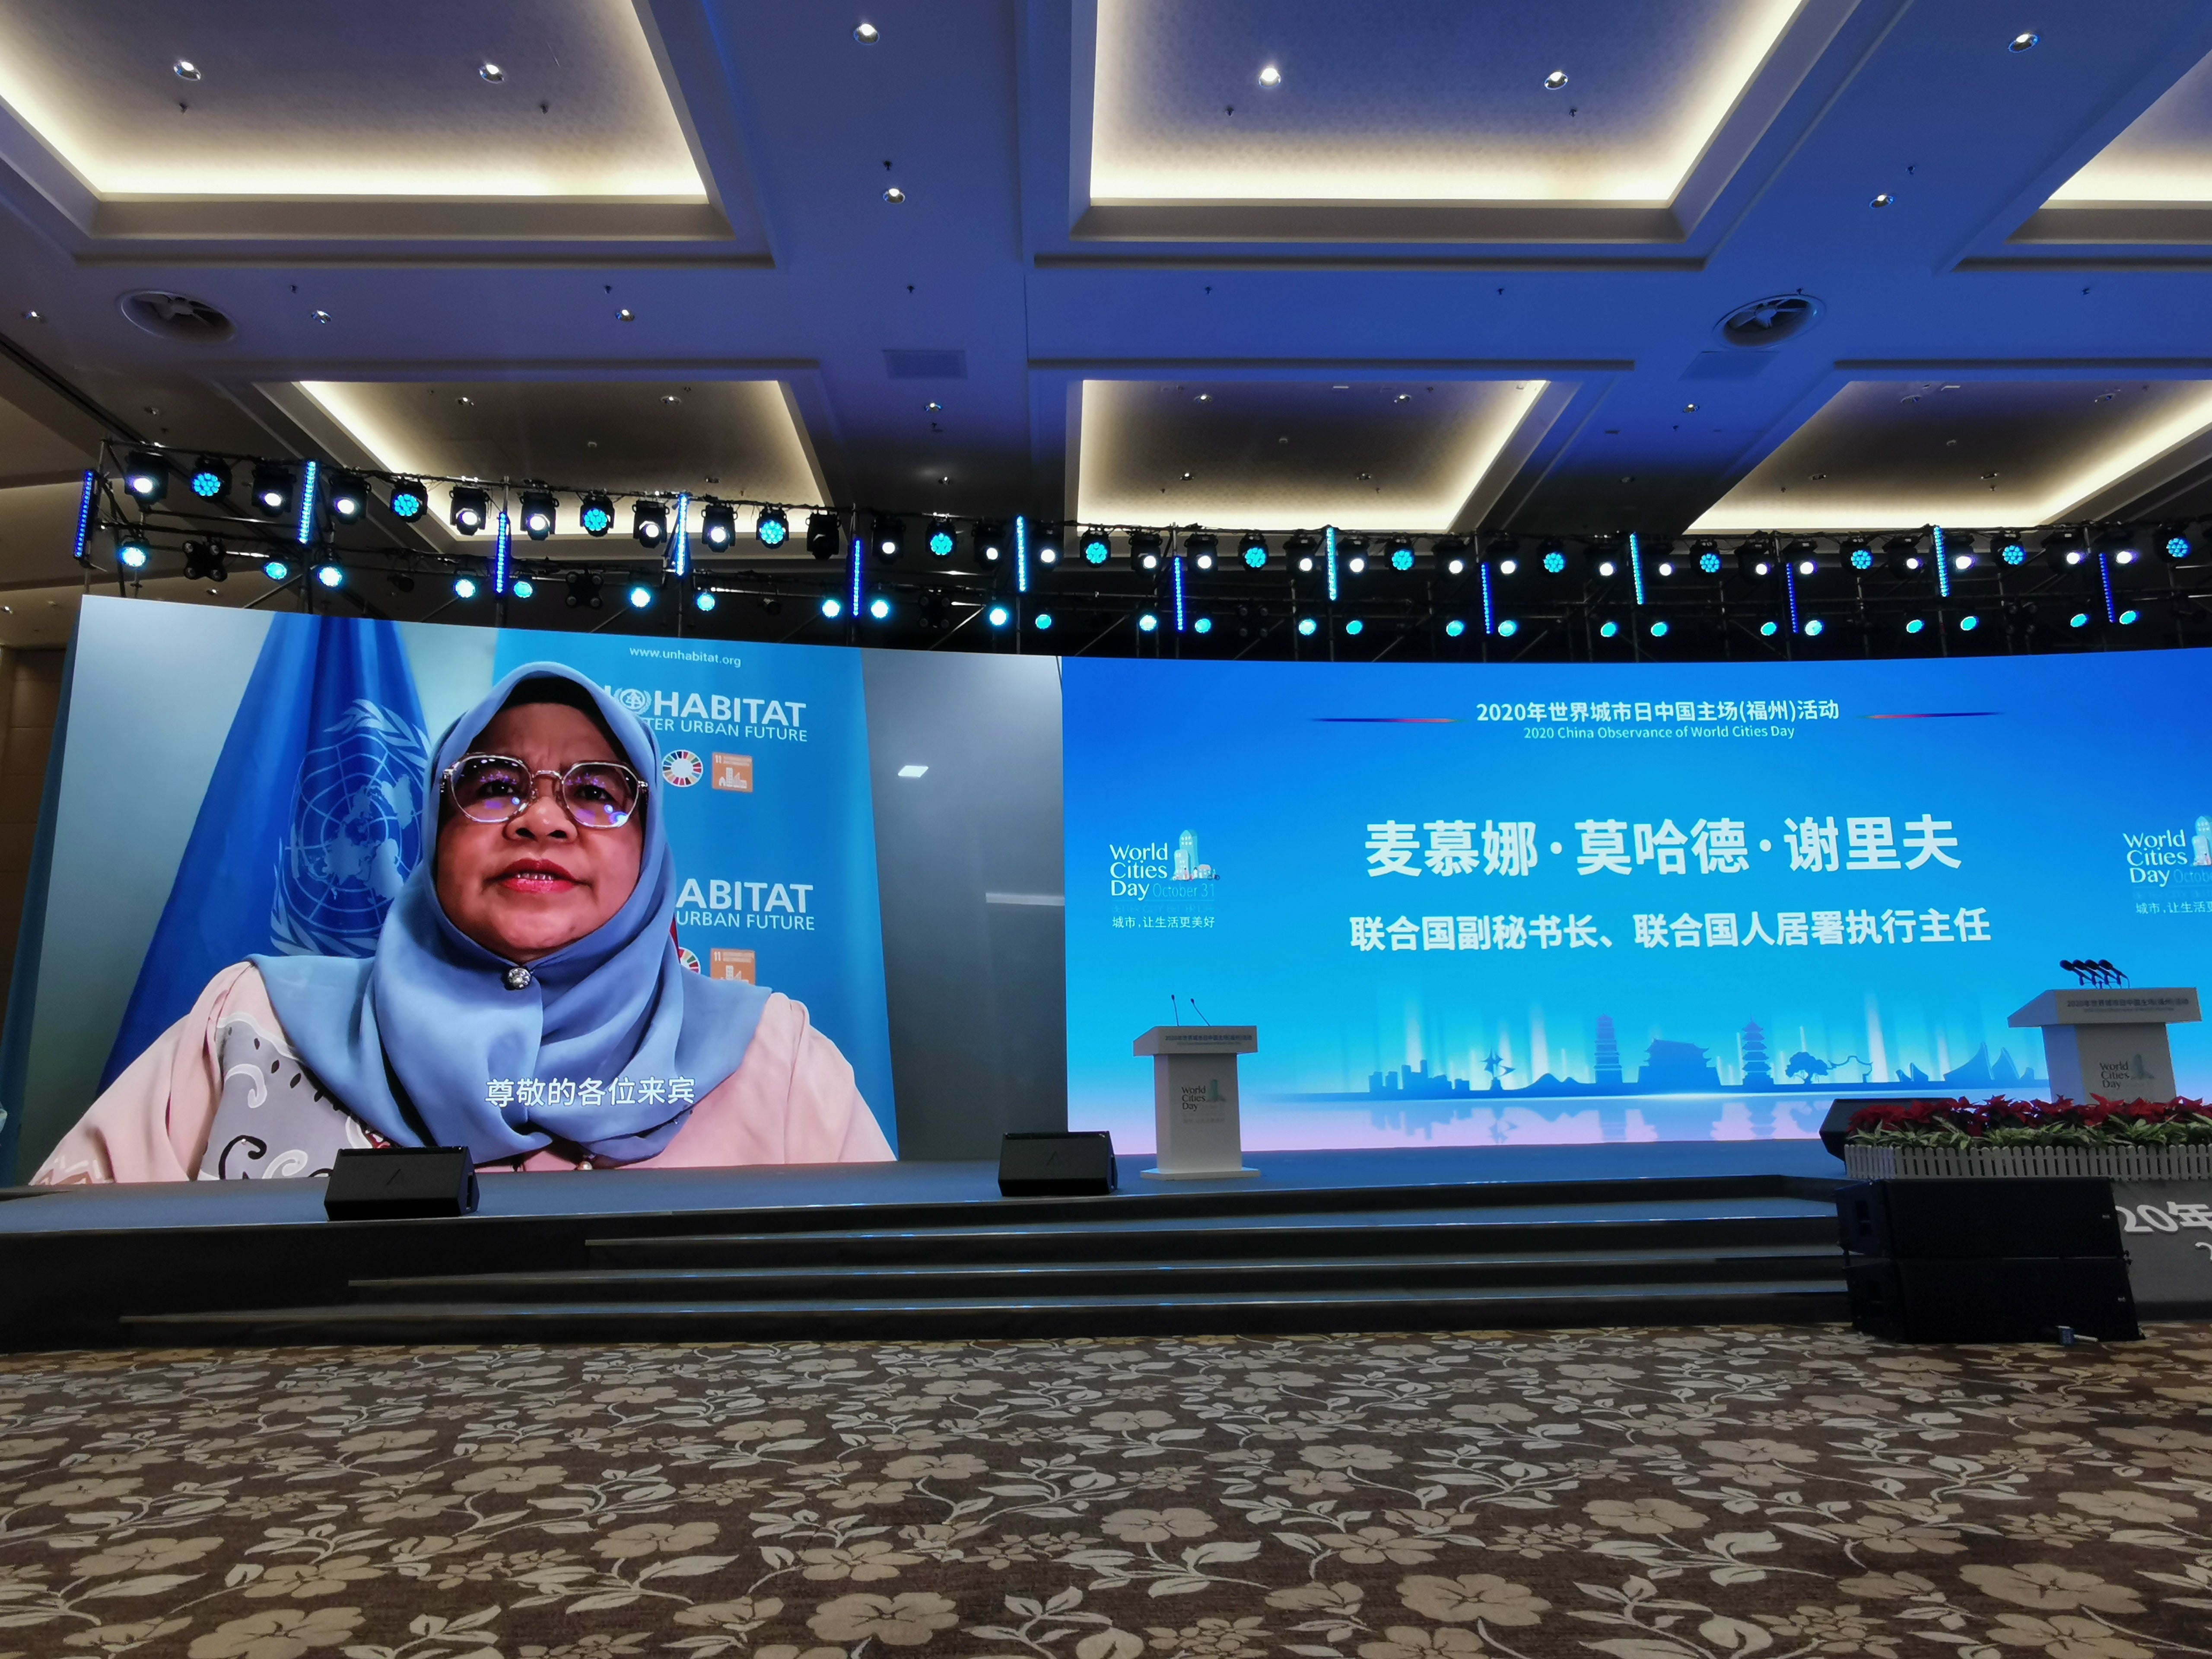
top-left (0, 1326), bottom-right (2208, 1659)
top-left (194, 1015), bottom-right (379, 1180)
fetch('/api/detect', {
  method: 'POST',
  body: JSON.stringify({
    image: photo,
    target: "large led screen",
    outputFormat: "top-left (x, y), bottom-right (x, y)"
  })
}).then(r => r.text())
top-left (1064, 650), bottom-right (2212, 1149)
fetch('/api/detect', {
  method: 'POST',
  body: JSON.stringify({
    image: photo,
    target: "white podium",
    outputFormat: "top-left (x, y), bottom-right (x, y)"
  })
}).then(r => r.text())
top-left (2008, 987), bottom-right (2201, 1100)
top-left (1133, 1025), bottom-right (1259, 1180)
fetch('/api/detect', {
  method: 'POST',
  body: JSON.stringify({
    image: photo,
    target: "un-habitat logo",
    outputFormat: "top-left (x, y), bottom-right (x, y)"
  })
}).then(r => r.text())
top-left (271, 700), bottom-right (430, 957)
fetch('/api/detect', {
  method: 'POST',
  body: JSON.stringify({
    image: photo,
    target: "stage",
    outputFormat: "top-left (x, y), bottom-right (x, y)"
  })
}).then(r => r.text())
top-left (0, 1141), bottom-right (1851, 1348)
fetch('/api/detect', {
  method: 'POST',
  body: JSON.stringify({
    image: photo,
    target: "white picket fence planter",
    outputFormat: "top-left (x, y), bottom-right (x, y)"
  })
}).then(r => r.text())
top-left (1843, 1143), bottom-right (2212, 1181)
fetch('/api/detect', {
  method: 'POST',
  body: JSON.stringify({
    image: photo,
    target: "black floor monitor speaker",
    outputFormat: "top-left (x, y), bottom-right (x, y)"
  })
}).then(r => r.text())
top-left (324, 1147), bottom-right (479, 1220)
top-left (999, 1131), bottom-right (1118, 1197)
top-left (1846, 1256), bottom-right (2139, 1342)
top-left (1838, 1178), bottom-right (2123, 1260)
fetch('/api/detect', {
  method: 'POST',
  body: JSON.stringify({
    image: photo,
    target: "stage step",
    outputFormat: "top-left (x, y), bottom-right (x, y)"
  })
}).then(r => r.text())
top-left (350, 1242), bottom-right (1840, 1304)
top-left (587, 1204), bottom-right (1837, 1269)
top-left (122, 1275), bottom-right (1849, 1344)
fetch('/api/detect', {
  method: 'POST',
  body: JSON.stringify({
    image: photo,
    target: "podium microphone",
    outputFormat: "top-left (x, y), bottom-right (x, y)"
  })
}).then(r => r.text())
top-left (1188, 998), bottom-right (1213, 1025)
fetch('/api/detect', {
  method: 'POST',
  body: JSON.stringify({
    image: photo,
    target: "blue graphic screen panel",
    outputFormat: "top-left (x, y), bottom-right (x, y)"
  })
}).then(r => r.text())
top-left (1063, 650), bottom-right (2212, 1149)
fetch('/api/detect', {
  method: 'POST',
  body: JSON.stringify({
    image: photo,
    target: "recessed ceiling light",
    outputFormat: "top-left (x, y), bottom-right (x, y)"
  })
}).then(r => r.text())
top-left (1871, 192), bottom-right (1895, 207)
top-left (311, 309), bottom-right (331, 324)
top-left (1394, 392), bottom-right (1410, 402)
top-left (479, 63), bottom-right (504, 83)
top-left (854, 22), bottom-right (878, 42)
top-left (616, 307), bottom-right (635, 321)
top-left (1258, 65), bottom-right (1281, 86)
top-left (2009, 30), bottom-right (2040, 50)
top-left (456, 395), bottom-right (473, 406)
top-left (1195, 392), bottom-right (1210, 401)
top-left (20, 309), bottom-right (40, 322)
top-left (661, 394), bottom-right (680, 404)
top-left (1544, 70), bottom-right (1568, 90)
top-left (1684, 402), bottom-right (1698, 411)
top-left (883, 185), bottom-right (906, 203)
top-left (1182, 470), bottom-right (1193, 480)
top-left (926, 400), bottom-right (942, 411)
top-left (172, 60), bottom-right (200, 80)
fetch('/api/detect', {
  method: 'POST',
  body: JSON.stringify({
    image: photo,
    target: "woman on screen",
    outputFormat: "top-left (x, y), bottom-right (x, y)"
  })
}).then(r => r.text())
top-left (35, 663), bottom-right (891, 1183)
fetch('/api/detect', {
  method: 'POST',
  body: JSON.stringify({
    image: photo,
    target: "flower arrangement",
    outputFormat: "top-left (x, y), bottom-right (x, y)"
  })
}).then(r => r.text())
top-left (1847, 1095), bottom-right (2212, 1149)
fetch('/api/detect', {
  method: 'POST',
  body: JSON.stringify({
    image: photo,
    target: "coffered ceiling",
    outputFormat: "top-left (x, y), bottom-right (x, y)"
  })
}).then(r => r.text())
top-left (0, 0), bottom-right (2211, 643)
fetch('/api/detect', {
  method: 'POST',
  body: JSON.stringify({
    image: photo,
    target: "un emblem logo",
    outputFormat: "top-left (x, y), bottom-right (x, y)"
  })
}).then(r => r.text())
top-left (617, 687), bottom-right (650, 715)
top-left (270, 700), bottom-right (431, 957)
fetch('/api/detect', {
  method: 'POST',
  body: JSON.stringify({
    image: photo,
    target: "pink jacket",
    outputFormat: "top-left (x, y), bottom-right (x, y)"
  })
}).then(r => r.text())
top-left (34, 961), bottom-right (894, 1184)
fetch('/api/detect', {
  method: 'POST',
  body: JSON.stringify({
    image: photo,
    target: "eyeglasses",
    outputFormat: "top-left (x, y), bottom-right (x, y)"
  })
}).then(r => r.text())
top-left (442, 753), bottom-right (647, 829)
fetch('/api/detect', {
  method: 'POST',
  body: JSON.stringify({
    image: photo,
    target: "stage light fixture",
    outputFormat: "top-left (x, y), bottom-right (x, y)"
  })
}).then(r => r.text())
top-left (1388, 538), bottom-right (1416, 573)
top-left (1444, 618), bottom-right (1466, 638)
top-left (1240, 531), bottom-right (1269, 570)
top-left (1959, 613), bottom-right (1980, 631)
top-left (928, 519), bottom-right (957, 557)
top-left (1993, 532), bottom-right (2027, 566)
top-left (512, 577), bottom-right (535, 600)
top-left (1883, 535), bottom-right (1923, 575)
top-left (452, 572), bottom-right (480, 600)
top-left (695, 590), bottom-right (718, 612)
top-left (868, 594), bottom-right (892, 621)
top-left (820, 596), bottom-right (844, 620)
top-left (565, 571), bottom-right (604, 610)
top-left (378, 479), bottom-right (424, 522)
top-left (1497, 619), bottom-right (1519, 638)
top-left (986, 603), bottom-right (1011, 627)
top-left (632, 500), bottom-right (668, 547)
top-left (868, 514), bottom-right (902, 560)
top-left (1649, 619), bottom-right (1669, 638)
top-left (1785, 538), bottom-right (1819, 577)
top-left (744, 505), bottom-right (786, 548)
top-left (1804, 617), bottom-right (1826, 636)
top-left (1759, 620), bottom-right (1780, 636)
top-left (627, 582), bottom-right (655, 609)
top-left (1496, 556), bottom-right (1519, 576)
top-left (1598, 618), bottom-right (1620, 639)
top-left (515, 488), bottom-right (555, 541)
top-left (1081, 529), bottom-right (1111, 566)
top-left (2119, 607), bottom-right (2141, 626)
top-left (1344, 618), bottom-right (1364, 636)
top-left (1737, 540), bottom-right (1775, 579)
top-left (1036, 526), bottom-right (1060, 566)
top-left (2042, 530), bottom-right (2086, 569)
top-left (449, 486), bottom-right (489, 535)
top-left (1656, 558), bottom-right (1675, 576)
top-left (1485, 535), bottom-right (1519, 564)
top-left (699, 501), bottom-right (736, 550)
top-left (1433, 536), bottom-right (1468, 576)
top-left (1696, 542), bottom-right (1723, 575)
top-left (1187, 532), bottom-right (1218, 571)
top-left (1588, 541), bottom-right (1622, 578)
top-left (806, 512), bottom-right (840, 559)
top-left (559, 492), bottom-right (605, 537)
top-left (1843, 539), bottom-right (1874, 571)
top-left (115, 531), bottom-right (150, 570)
top-left (314, 558), bottom-right (345, 588)
top-left (1297, 616), bottom-right (1318, 636)
top-left (388, 572), bottom-right (417, 594)
top-left (1540, 540), bottom-right (1568, 574)
top-left (122, 450), bottom-right (167, 503)
top-left (1285, 533), bottom-right (1319, 571)
top-left (188, 456), bottom-right (230, 499)
top-left (263, 557), bottom-right (291, 581)
top-left (1194, 617), bottom-right (1213, 634)
top-left (2069, 611), bottom-right (2091, 629)
top-left (182, 538), bottom-right (227, 582)
top-left (1130, 531), bottom-right (1163, 571)
top-left (1138, 612), bottom-right (1158, 632)
top-left (1034, 612), bottom-right (1054, 631)
top-left (251, 463), bottom-right (295, 517)
top-left (327, 471), bottom-right (368, 523)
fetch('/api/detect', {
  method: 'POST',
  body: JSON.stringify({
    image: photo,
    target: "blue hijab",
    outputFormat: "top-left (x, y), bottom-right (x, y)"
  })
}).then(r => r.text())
top-left (255, 662), bottom-right (772, 1166)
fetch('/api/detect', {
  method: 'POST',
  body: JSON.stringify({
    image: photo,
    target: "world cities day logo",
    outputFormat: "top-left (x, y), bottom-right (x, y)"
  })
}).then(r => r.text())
top-left (1109, 830), bottom-right (1220, 931)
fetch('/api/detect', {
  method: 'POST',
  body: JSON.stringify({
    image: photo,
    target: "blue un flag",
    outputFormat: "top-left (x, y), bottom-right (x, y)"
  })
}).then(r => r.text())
top-left (101, 614), bottom-right (428, 1088)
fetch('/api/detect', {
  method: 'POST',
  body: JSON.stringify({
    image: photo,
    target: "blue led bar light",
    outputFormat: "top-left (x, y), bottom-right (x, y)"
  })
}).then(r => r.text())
top-left (1784, 561), bottom-right (1801, 634)
top-left (1325, 525), bottom-right (1339, 602)
top-left (492, 510), bottom-right (512, 596)
top-left (71, 469), bottom-right (95, 563)
top-left (1933, 525), bottom-right (1951, 599)
top-left (1014, 515), bottom-right (1030, 594)
top-left (1171, 553), bottom-right (1187, 632)
top-left (2099, 550), bottom-right (2117, 624)
top-left (668, 491), bottom-right (691, 578)
top-left (1480, 562), bottom-right (1495, 634)
top-left (849, 533), bottom-right (864, 617)
top-left (294, 460), bottom-right (319, 544)
top-left (1629, 532), bottom-right (1646, 606)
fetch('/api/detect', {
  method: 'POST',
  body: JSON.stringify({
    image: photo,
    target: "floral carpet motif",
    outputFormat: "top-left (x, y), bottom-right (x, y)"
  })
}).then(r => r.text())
top-left (2, 1325), bottom-right (2210, 1659)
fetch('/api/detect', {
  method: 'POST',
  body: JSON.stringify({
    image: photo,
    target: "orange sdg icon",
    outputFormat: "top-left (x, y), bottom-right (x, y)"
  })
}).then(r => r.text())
top-left (709, 948), bottom-right (756, 983)
top-left (712, 753), bottom-right (753, 792)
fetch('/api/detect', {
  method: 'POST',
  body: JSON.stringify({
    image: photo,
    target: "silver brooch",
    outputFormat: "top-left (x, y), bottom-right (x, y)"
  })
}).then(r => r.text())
top-left (503, 965), bottom-right (533, 991)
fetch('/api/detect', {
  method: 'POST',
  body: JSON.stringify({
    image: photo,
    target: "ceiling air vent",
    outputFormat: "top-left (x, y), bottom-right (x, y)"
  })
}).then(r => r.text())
top-left (883, 349), bottom-right (967, 380)
top-left (119, 290), bottom-right (236, 343)
top-left (1713, 293), bottom-right (1823, 350)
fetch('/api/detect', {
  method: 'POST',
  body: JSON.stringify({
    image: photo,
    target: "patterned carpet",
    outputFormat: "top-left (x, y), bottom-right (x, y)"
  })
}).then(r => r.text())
top-left (3, 1327), bottom-right (2210, 1659)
